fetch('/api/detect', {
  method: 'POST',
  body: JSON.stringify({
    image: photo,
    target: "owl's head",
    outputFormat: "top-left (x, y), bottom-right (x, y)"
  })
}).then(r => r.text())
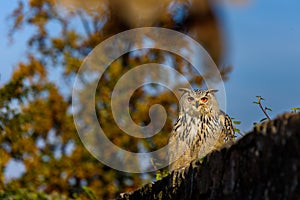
top-left (178, 88), bottom-right (219, 116)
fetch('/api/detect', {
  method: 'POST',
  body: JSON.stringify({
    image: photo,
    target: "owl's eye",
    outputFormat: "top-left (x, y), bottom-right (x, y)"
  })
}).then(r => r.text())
top-left (201, 97), bottom-right (208, 103)
top-left (188, 97), bottom-right (194, 102)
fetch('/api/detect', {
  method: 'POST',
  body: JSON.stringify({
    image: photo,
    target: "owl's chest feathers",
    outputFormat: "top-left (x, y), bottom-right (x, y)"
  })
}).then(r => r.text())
top-left (175, 113), bottom-right (222, 147)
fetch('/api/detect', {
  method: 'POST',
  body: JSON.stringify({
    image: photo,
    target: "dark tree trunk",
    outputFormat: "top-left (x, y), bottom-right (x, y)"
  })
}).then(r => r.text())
top-left (117, 113), bottom-right (300, 200)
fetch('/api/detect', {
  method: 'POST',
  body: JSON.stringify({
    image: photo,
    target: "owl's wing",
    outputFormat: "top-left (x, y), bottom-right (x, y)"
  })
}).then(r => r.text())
top-left (219, 111), bottom-right (235, 143)
top-left (224, 114), bottom-right (235, 141)
top-left (168, 130), bottom-right (176, 168)
top-left (168, 128), bottom-right (191, 171)
top-left (168, 128), bottom-right (183, 171)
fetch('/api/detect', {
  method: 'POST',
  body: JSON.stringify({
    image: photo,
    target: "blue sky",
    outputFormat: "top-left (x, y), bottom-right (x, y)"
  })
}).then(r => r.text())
top-left (0, 1), bottom-right (299, 133)
top-left (223, 0), bottom-right (300, 131)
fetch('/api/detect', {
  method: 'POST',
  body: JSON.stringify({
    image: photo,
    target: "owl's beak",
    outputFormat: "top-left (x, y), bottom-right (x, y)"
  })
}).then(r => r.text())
top-left (195, 101), bottom-right (199, 108)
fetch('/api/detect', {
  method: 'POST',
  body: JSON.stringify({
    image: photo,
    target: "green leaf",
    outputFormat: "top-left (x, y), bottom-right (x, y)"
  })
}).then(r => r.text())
top-left (156, 170), bottom-right (162, 181)
top-left (265, 107), bottom-right (272, 111)
top-left (260, 118), bottom-right (268, 122)
top-left (162, 169), bottom-right (169, 177)
top-left (253, 101), bottom-right (259, 104)
top-left (234, 128), bottom-right (240, 133)
top-left (233, 121), bottom-right (241, 125)
top-left (290, 107), bottom-right (300, 111)
top-left (82, 186), bottom-right (97, 200)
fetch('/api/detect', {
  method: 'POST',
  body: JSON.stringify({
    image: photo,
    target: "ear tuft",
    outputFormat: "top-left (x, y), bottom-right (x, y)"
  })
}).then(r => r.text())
top-left (178, 88), bottom-right (191, 94)
top-left (208, 89), bottom-right (218, 94)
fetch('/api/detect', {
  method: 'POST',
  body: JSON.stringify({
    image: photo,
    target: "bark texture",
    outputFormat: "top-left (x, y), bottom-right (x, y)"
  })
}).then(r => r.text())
top-left (117, 113), bottom-right (300, 200)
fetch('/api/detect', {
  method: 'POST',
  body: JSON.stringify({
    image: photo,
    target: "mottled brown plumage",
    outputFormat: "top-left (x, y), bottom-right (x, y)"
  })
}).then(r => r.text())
top-left (168, 88), bottom-right (235, 171)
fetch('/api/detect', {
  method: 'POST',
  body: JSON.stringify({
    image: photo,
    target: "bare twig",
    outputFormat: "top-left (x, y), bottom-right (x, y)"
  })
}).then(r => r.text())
top-left (236, 131), bottom-right (244, 137)
top-left (150, 158), bottom-right (158, 171)
top-left (255, 96), bottom-right (271, 120)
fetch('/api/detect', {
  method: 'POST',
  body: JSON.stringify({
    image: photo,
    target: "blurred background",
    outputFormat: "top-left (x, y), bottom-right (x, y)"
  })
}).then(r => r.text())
top-left (0, 0), bottom-right (299, 199)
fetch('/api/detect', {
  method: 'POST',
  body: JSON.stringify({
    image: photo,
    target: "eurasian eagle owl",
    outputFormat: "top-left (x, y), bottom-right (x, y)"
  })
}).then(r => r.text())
top-left (168, 88), bottom-right (235, 171)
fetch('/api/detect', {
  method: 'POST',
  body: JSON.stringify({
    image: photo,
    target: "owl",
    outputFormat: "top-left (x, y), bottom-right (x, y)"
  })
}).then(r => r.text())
top-left (168, 88), bottom-right (235, 171)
